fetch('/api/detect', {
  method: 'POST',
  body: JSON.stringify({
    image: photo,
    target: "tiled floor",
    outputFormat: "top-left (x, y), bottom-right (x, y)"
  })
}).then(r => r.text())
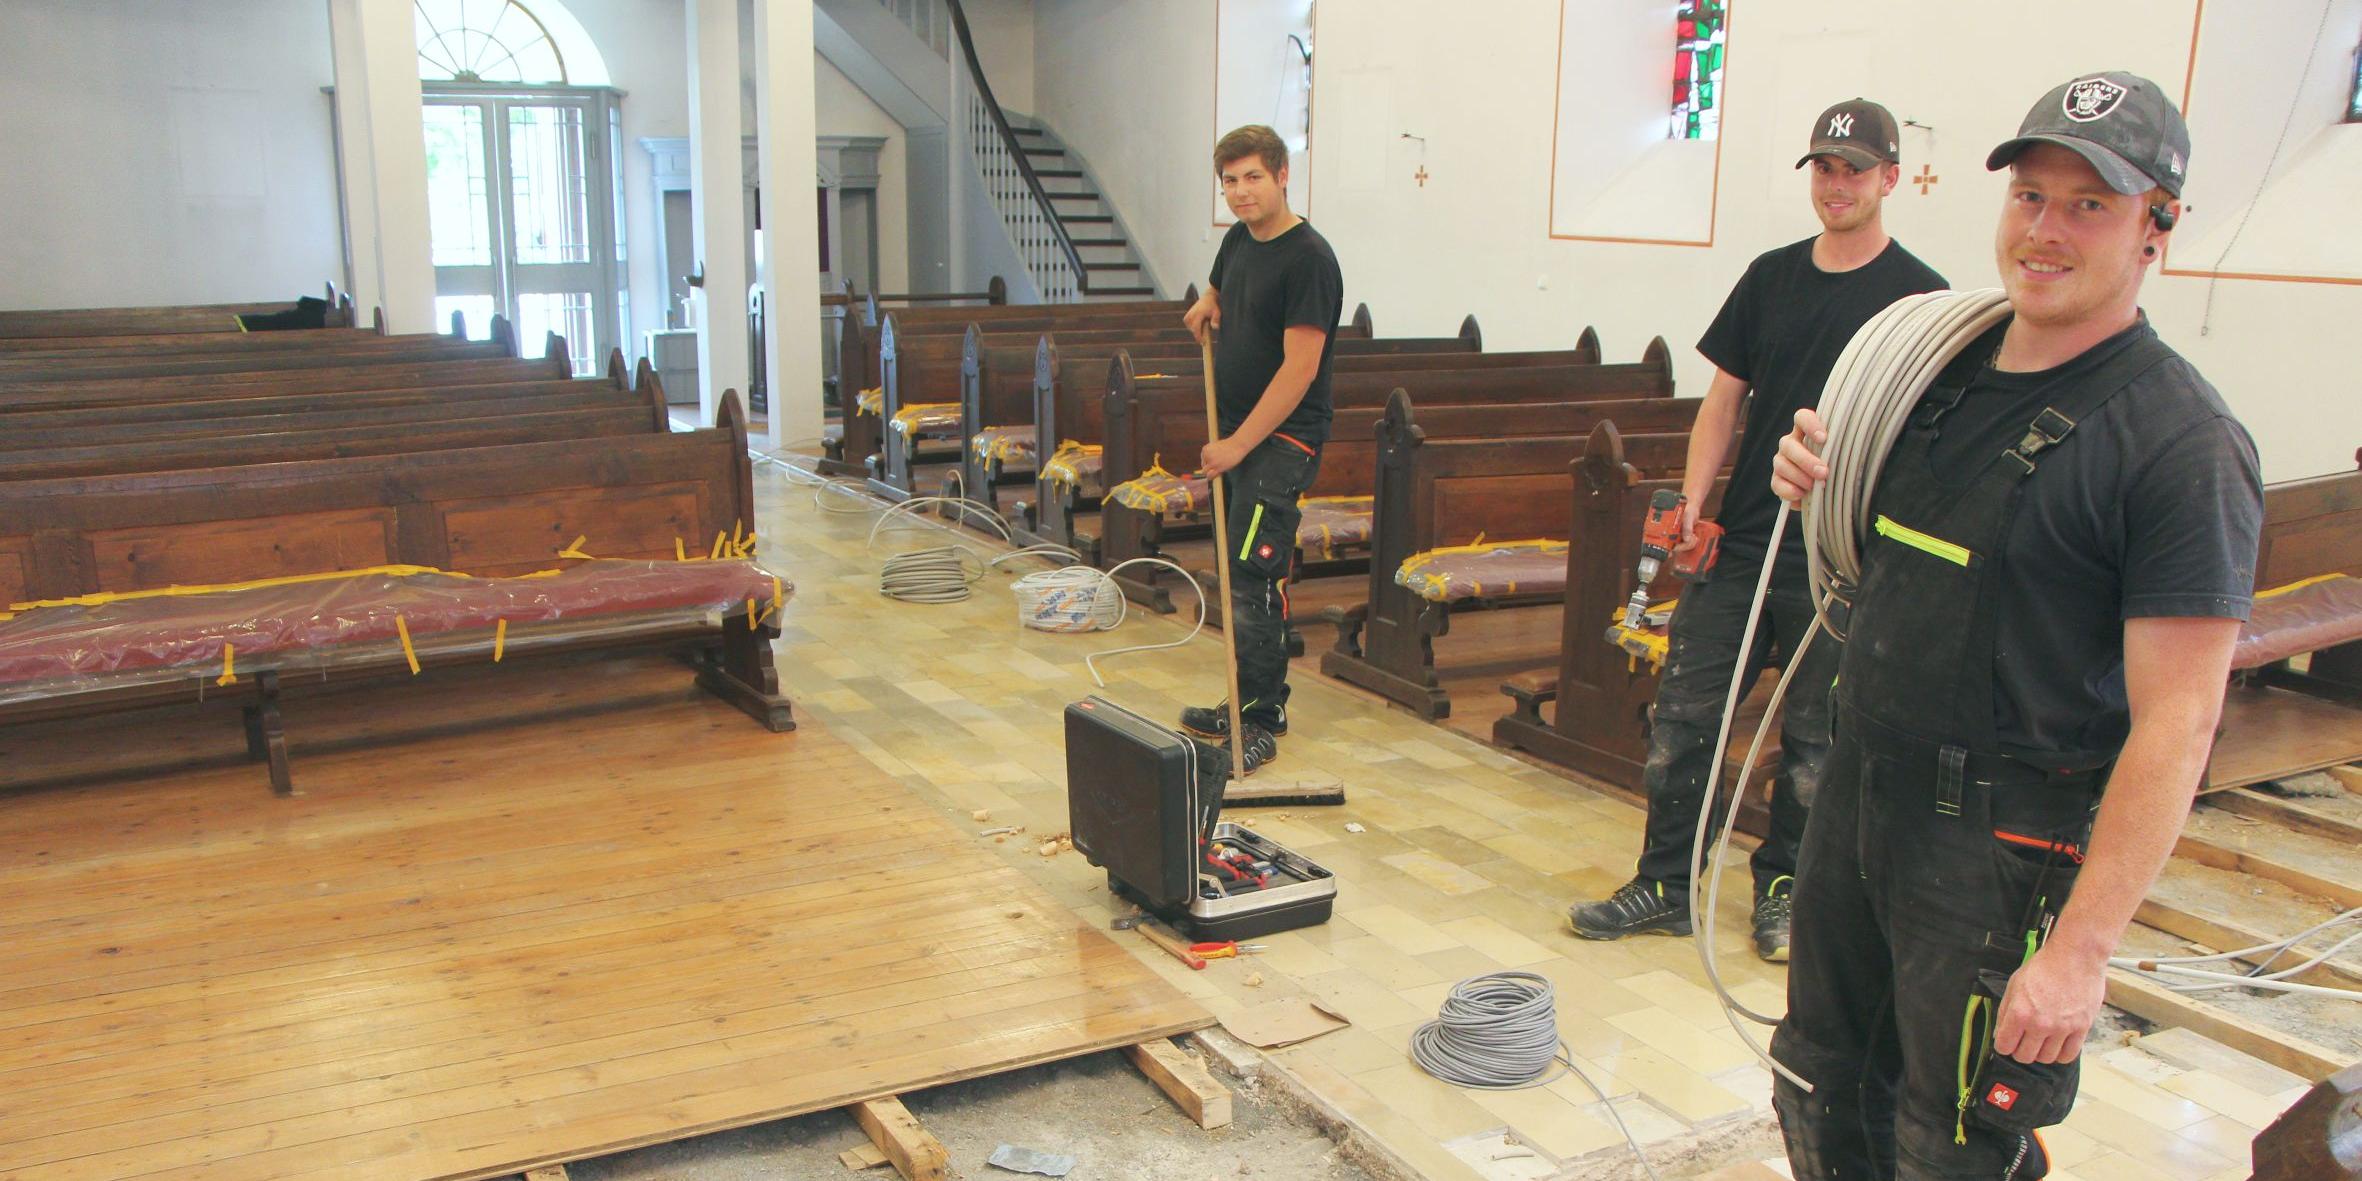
top-left (749, 457), bottom-right (2295, 1180)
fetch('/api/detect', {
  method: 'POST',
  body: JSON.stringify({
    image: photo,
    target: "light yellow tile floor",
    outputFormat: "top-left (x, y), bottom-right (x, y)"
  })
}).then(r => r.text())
top-left (746, 458), bottom-right (2290, 1180)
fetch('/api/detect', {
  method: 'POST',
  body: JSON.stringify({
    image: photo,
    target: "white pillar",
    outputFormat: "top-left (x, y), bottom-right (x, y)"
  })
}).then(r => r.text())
top-left (686, 0), bottom-right (750, 426)
top-left (326, 0), bottom-right (435, 334)
top-left (751, 0), bottom-right (823, 451)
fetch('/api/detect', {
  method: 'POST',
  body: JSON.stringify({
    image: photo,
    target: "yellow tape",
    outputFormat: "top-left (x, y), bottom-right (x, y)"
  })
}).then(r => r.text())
top-left (217, 643), bottom-right (237, 687)
top-left (710, 531), bottom-right (727, 560)
top-left (675, 537), bottom-right (688, 562)
top-left (856, 386), bottom-right (884, 416)
top-left (2257, 572), bottom-right (2349, 600)
top-left (1040, 440), bottom-right (1104, 491)
top-left (558, 535), bottom-right (595, 560)
top-left (889, 402), bottom-right (960, 435)
top-left (747, 598), bottom-right (759, 629)
top-left (1393, 537), bottom-right (1568, 603)
top-left (7, 563), bottom-right (516, 613)
top-left (395, 616), bottom-right (420, 675)
top-left (971, 427), bottom-right (1037, 463)
top-left (493, 619), bottom-right (508, 662)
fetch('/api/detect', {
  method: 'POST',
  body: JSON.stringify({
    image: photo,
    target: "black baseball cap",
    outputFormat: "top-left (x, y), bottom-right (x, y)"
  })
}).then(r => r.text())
top-left (1986, 71), bottom-right (2190, 197)
top-left (1795, 98), bottom-right (1900, 171)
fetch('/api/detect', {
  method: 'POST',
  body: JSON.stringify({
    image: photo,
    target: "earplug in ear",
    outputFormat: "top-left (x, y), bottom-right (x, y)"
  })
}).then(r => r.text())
top-left (2144, 245), bottom-right (2157, 257)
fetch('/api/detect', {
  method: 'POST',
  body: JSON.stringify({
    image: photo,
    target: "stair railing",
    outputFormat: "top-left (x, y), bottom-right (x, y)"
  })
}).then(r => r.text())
top-left (945, 0), bottom-right (1087, 302)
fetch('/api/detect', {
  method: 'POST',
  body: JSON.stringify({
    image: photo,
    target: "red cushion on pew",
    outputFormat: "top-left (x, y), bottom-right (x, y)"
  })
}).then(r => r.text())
top-left (2233, 574), bottom-right (2362, 671)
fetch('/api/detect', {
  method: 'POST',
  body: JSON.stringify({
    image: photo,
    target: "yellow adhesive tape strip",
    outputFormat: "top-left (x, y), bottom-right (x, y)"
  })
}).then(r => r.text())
top-left (217, 643), bottom-right (237, 687)
top-left (493, 619), bottom-right (508, 662)
top-left (2257, 572), bottom-right (2347, 600)
top-left (396, 616), bottom-right (421, 675)
top-left (558, 535), bottom-right (595, 560)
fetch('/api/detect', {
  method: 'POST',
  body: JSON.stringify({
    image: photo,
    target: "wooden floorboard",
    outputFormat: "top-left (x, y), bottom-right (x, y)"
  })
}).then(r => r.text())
top-left (0, 653), bottom-right (1209, 1181)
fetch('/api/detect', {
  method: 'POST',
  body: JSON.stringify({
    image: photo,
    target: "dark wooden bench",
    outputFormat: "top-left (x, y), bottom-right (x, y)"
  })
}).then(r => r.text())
top-left (0, 285), bottom-right (354, 339)
top-left (0, 352), bottom-right (568, 414)
top-left (829, 294), bottom-right (1198, 476)
top-left (0, 398), bottom-right (788, 795)
top-left (0, 359), bottom-right (668, 481)
top-left (1097, 338), bottom-right (1671, 610)
top-left (0, 331), bottom-right (548, 386)
top-left (2208, 454), bottom-right (2362, 790)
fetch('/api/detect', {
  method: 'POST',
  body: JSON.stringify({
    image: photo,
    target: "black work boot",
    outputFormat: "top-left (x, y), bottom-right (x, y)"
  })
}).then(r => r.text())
top-left (1179, 700), bottom-right (1287, 740)
top-left (1568, 876), bottom-right (1693, 940)
top-left (1217, 723), bottom-right (1279, 777)
top-left (1754, 875), bottom-right (1794, 962)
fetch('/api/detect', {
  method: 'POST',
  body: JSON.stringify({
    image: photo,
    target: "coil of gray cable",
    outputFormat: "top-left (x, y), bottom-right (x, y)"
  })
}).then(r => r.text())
top-left (1412, 972), bottom-right (1661, 1179)
top-left (878, 545), bottom-right (982, 603)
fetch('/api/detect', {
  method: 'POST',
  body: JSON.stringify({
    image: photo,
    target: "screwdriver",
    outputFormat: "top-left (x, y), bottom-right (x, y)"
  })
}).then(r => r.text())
top-left (1189, 941), bottom-right (1268, 959)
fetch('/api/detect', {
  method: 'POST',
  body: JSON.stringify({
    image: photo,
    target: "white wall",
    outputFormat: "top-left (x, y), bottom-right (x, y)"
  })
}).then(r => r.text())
top-left (1214, 0), bottom-right (1313, 224)
top-left (963, 0), bottom-right (1035, 114)
top-left (562, 0), bottom-right (688, 360)
top-left (0, 0), bottom-right (342, 311)
top-left (1037, 0), bottom-right (2361, 483)
top-left (815, 52), bottom-right (911, 292)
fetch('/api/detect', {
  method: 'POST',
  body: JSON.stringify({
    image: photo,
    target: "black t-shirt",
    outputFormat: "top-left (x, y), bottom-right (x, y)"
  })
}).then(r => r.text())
top-left (1898, 315), bottom-right (2264, 760)
top-left (1207, 219), bottom-right (1344, 447)
top-left (1698, 237), bottom-right (1948, 561)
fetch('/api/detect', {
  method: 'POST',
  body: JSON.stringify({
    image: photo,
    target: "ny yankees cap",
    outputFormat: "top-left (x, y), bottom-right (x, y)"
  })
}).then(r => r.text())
top-left (1986, 71), bottom-right (2190, 197)
top-left (1795, 98), bottom-right (1900, 171)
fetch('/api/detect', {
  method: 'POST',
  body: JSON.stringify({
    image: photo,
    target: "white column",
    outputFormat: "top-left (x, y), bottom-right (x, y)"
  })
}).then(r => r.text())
top-left (686, 0), bottom-right (750, 426)
top-left (326, 0), bottom-right (434, 334)
top-left (751, 0), bottom-right (823, 451)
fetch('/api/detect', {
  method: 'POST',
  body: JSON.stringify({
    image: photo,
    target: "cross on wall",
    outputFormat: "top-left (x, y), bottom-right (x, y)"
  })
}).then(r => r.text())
top-left (1414, 165), bottom-right (1429, 188)
top-left (1914, 165), bottom-right (1939, 195)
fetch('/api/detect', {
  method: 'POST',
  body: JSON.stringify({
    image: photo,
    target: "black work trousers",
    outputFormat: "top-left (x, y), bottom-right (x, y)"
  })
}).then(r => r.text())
top-left (1220, 435), bottom-right (1320, 718)
top-left (1634, 550), bottom-right (1834, 895)
top-left (1771, 713), bottom-right (2097, 1179)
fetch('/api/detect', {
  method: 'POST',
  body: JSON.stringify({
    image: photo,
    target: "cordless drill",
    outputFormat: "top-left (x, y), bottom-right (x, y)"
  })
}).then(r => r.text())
top-left (1615, 489), bottom-right (1722, 634)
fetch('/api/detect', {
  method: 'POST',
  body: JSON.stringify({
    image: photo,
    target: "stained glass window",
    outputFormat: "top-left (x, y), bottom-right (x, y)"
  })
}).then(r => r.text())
top-left (416, 0), bottom-right (568, 85)
top-left (1670, 1), bottom-right (1728, 141)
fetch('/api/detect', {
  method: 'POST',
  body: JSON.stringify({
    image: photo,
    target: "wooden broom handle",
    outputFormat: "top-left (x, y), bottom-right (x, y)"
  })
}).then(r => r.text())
top-left (1199, 337), bottom-right (1248, 781)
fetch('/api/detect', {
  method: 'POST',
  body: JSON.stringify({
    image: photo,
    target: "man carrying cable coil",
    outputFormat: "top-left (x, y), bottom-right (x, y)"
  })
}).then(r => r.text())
top-left (1568, 98), bottom-right (1946, 960)
top-left (1767, 73), bottom-right (2263, 1178)
top-left (1177, 124), bottom-right (1343, 775)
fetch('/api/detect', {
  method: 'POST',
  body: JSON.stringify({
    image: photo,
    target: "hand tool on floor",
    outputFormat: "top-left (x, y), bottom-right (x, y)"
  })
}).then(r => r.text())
top-left (1189, 941), bottom-right (1267, 959)
top-left (1137, 920), bottom-right (1209, 970)
top-left (1614, 488), bottom-right (1723, 635)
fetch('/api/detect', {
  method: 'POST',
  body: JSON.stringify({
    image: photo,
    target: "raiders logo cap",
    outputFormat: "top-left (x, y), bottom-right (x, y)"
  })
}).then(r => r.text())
top-left (1795, 98), bottom-right (1901, 170)
top-left (1986, 71), bottom-right (2190, 196)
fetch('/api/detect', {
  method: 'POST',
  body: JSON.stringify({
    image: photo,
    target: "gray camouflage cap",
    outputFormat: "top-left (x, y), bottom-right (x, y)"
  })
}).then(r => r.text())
top-left (1986, 71), bottom-right (2190, 197)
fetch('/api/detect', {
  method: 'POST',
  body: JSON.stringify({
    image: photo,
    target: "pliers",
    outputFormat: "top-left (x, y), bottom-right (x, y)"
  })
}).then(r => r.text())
top-left (1190, 941), bottom-right (1268, 959)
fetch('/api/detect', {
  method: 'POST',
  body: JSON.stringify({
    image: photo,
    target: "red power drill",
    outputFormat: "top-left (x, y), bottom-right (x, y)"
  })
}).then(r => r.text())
top-left (1616, 488), bottom-right (1722, 633)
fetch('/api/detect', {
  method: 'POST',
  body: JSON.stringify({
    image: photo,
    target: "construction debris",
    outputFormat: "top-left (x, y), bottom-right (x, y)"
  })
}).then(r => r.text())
top-left (986, 1144), bottom-right (1077, 1177)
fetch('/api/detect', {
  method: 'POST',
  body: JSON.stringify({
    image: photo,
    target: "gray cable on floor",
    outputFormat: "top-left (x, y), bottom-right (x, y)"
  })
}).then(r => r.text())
top-left (1411, 972), bottom-right (1661, 1180)
top-left (879, 545), bottom-right (982, 603)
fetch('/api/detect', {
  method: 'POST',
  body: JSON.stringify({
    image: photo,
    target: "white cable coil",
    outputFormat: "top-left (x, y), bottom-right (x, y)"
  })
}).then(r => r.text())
top-left (1011, 566), bottom-right (1127, 632)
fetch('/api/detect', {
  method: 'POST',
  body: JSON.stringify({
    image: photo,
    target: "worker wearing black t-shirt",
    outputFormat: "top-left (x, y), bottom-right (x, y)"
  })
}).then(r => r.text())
top-left (1768, 73), bottom-right (2263, 1177)
top-left (1569, 99), bottom-right (1945, 961)
top-left (1177, 125), bottom-right (1344, 774)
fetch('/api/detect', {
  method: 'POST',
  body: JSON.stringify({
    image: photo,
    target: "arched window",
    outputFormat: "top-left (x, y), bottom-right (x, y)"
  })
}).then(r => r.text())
top-left (415, 0), bottom-right (568, 85)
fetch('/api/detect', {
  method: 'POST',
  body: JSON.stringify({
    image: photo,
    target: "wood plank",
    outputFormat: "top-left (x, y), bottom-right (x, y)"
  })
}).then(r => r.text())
top-left (2103, 968), bottom-right (2346, 1082)
top-left (521, 1167), bottom-right (568, 1181)
top-left (2173, 829), bottom-right (2362, 912)
top-left (2131, 895), bottom-right (2362, 991)
top-left (839, 1143), bottom-right (891, 1170)
top-left (2328, 764), bottom-right (2362, 795)
top-left (2207, 789), bottom-right (2362, 844)
top-left (2204, 686), bottom-right (2362, 792)
top-left (849, 1097), bottom-right (950, 1181)
top-left (1123, 1037), bottom-right (1234, 1129)
top-left (0, 657), bottom-right (1210, 1181)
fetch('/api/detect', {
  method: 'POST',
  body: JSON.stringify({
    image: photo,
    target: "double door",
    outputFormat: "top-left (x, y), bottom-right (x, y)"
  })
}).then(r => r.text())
top-left (423, 85), bottom-right (625, 376)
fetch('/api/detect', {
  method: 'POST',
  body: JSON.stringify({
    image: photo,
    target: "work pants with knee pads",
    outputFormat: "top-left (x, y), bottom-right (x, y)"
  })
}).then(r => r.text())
top-left (1772, 714), bottom-right (2100, 1179)
top-left (1221, 435), bottom-right (1320, 718)
top-left (1633, 551), bottom-right (1834, 896)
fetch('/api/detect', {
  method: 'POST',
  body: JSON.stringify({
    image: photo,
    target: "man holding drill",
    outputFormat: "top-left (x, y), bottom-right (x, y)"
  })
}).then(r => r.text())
top-left (1568, 98), bottom-right (1946, 960)
top-left (1767, 73), bottom-right (2263, 1176)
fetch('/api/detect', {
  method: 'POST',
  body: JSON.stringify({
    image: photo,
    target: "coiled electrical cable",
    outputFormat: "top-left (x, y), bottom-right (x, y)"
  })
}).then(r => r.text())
top-left (1411, 972), bottom-right (1660, 1180)
top-left (879, 545), bottom-right (984, 603)
top-left (1682, 289), bottom-right (2015, 1094)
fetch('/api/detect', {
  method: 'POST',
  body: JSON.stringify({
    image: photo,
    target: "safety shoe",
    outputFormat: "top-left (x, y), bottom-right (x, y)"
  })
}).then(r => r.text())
top-left (1218, 723), bottom-right (1279, 777)
top-left (1567, 877), bottom-right (1692, 940)
top-left (1179, 700), bottom-right (1287, 740)
top-left (1753, 876), bottom-right (1794, 963)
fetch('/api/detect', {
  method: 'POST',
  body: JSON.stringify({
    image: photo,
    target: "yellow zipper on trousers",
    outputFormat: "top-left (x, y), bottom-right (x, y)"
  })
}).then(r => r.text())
top-left (1875, 515), bottom-right (1976, 567)
top-left (1240, 503), bottom-right (1266, 561)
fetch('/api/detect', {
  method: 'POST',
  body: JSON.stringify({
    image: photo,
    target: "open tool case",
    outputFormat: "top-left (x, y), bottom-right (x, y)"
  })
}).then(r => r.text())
top-left (1064, 695), bottom-right (1336, 941)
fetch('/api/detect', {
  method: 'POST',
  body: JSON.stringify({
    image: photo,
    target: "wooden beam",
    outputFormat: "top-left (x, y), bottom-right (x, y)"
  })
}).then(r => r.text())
top-left (839, 1142), bottom-right (891, 1170)
top-left (1124, 1037), bottom-right (1234, 1129)
top-left (2173, 830), bottom-right (2362, 911)
top-left (522, 1168), bottom-right (568, 1181)
top-left (2208, 790), bottom-right (2362, 844)
top-left (849, 1096), bottom-right (950, 1181)
top-left (2104, 968), bottom-right (2346, 1082)
top-left (2132, 898), bottom-right (2362, 992)
top-left (2327, 764), bottom-right (2362, 796)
